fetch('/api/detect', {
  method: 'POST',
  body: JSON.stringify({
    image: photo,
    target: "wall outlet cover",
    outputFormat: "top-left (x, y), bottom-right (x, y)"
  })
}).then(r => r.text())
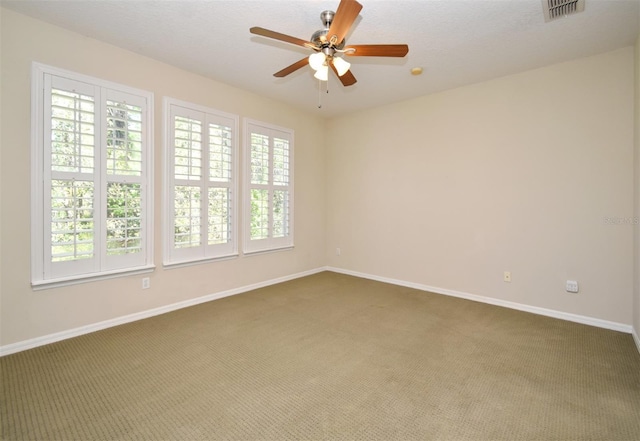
top-left (566, 280), bottom-right (579, 293)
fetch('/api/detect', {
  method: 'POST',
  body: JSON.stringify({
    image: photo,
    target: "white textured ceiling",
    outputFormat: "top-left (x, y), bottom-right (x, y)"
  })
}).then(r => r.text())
top-left (2, 0), bottom-right (639, 117)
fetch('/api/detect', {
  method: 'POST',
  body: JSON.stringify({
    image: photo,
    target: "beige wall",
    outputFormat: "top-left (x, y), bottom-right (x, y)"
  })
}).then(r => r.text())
top-left (0, 6), bottom-right (4, 333)
top-left (634, 33), bottom-right (640, 339)
top-left (0, 9), bottom-right (326, 346)
top-left (326, 47), bottom-right (636, 325)
top-left (1, 7), bottom-right (637, 350)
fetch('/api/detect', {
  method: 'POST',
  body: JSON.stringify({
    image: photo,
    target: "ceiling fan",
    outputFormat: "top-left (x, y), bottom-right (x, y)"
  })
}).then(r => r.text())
top-left (249, 0), bottom-right (409, 87)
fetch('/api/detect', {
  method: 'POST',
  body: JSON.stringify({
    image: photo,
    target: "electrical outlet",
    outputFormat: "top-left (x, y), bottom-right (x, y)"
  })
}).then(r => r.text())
top-left (142, 277), bottom-right (150, 289)
top-left (336, 247), bottom-right (341, 256)
top-left (503, 271), bottom-right (511, 282)
top-left (566, 280), bottom-right (579, 293)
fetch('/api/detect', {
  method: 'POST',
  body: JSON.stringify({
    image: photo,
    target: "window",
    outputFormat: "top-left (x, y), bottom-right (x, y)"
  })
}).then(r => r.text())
top-left (243, 119), bottom-right (294, 254)
top-left (163, 98), bottom-right (238, 265)
top-left (31, 63), bottom-right (153, 287)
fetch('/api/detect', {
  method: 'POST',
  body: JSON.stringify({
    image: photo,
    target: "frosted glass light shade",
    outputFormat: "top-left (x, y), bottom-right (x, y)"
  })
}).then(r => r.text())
top-left (308, 52), bottom-right (326, 71)
top-left (332, 57), bottom-right (351, 76)
top-left (314, 65), bottom-right (329, 81)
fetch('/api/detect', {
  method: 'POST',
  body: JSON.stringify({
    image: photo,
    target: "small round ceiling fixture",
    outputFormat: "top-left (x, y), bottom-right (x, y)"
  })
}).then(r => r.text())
top-left (410, 67), bottom-right (423, 76)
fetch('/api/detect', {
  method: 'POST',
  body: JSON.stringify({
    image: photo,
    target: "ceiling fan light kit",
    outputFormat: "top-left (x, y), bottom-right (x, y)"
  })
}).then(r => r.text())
top-left (332, 57), bottom-right (351, 77)
top-left (308, 52), bottom-right (326, 71)
top-left (250, 0), bottom-right (409, 91)
top-left (314, 65), bottom-right (329, 81)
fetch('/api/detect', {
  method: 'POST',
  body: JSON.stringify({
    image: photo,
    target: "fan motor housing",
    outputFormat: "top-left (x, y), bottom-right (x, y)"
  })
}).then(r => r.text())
top-left (311, 10), bottom-right (345, 49)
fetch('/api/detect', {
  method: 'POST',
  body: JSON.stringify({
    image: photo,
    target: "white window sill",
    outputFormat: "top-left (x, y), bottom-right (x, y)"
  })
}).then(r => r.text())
top-left (163, 253), bottom-right (239, 270)
top-left (31, 265), bottom-right (156, 291)
top-left (242, 245), bottom-right (294, 256)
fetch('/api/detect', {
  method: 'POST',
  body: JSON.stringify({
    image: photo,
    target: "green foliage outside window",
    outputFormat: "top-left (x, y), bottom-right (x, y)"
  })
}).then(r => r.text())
top-left (106, 183), bottom-right (142, 255)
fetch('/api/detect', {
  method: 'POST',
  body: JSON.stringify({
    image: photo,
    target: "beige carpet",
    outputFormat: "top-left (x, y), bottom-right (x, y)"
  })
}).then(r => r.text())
top-left (2, 271), bottom-right (639, 440)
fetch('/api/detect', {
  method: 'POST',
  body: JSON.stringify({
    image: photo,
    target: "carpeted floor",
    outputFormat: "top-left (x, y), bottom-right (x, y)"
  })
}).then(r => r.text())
top-left (1, 271), bottom-right (640, 440)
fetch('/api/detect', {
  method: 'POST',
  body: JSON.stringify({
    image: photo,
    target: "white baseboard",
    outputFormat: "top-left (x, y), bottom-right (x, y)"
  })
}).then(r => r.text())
top-left (0, 267), bottom-right (326, 357)
top-left (327, 266), bottom-right (634, 334)
top-left (2, 266), bottom-right (636, 357)
top-left (633, 327), bottom-right (640, 354)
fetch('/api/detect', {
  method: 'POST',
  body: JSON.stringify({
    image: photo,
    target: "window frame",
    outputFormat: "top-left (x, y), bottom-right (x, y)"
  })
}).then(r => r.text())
top-left (31, 62), bottom-right (154, 289)
top-left (243, 118), bottom-right (294, 255)
top-left (163, 97), bottom-right (239, 266)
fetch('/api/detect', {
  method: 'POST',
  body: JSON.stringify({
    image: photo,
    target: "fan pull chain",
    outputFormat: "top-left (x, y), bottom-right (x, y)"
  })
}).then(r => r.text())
top-left (317, 79), bottom-right (330, 108)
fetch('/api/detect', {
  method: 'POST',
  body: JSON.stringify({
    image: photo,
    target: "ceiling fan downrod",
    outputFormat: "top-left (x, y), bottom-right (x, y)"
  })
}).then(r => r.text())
top-left (320, 10), bottom-right (335, 28)
top-left (249, 0), bottom-right (409, 89)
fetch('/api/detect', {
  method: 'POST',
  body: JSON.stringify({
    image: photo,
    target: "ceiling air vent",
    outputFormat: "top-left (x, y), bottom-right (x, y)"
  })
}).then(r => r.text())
top-left (542, 0), bottom-right (585, 22)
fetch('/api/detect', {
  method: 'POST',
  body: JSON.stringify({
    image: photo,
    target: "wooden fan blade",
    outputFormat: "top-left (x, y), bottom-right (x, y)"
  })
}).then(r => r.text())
top-left (274, 58), bottom-right (309, 77)
top-left (329, 61), bottom-right (357, 86)
top-left (344, 44), bottom-right (409, 57)
top-left (250, 27), bottom-right (315, 49)
top-left (326, 0), bottom-right (363, 46)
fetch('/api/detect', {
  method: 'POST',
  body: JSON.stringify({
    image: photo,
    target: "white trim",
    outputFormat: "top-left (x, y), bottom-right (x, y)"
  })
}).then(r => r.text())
top-left (633, 327), bottom-right (640, 354)
top-left (6, 266), bottom-right (636, 357)
top-left (31, 265), bottom-right (155, 291)
top-left (0, 267), bottom-right (325, 357)
top-left (327, 267), bottom-right (633, 334)
top-left (163, 253), bottom-right (239, 270)
top-left (242, 245), bottom-right (294, 256)
top-left (32, 62), bottom-right (154, 98)
top-left (31, 63), bottom-right (46, 283)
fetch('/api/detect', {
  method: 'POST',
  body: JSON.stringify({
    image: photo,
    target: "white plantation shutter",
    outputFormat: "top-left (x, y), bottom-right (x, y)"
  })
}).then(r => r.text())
top-left (104, 90), bottom-right (148, 270)
top-left (31, 63), bottom-right (153, 287)
top-left (164, 98), bottom-right (238, 265)
top-left (243, 119), bottom-right (294, 254)
top-left (45, 77), bottom-right (99, 278)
